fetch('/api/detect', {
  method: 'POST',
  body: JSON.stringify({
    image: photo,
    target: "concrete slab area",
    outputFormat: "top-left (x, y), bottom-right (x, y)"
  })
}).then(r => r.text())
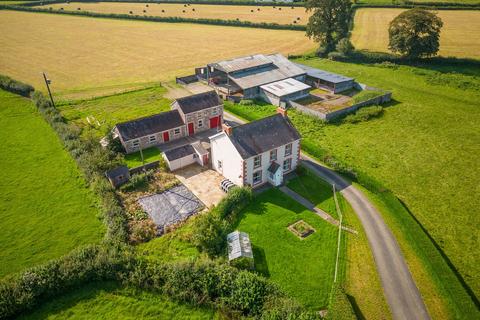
top-left (175, 165), bottom-right (226, 208)
top-left (138, 184), bottom-right (203, 234)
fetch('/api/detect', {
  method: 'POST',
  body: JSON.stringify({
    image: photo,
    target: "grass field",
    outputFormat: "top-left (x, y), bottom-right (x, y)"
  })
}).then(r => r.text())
top-left (236, 188), bottom-right (341, 310)
top-left (18, 282), bottom-right (217, 319)
top-left (38, 2), bottom-right (309, 25)
top-left (351, 8), bottom-right (480, 59)
top-left (0, 10), bottom-right (314, 99)
top-left (59, 85), bottom-right (171, 136)
top-left (224, 57), bottom-right (480, 318)
top-left (0, 89), bottom-right (104, 278)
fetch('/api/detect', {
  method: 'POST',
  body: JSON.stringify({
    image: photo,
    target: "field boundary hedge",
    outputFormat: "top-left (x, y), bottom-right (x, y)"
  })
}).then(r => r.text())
top-left (0, 4), bottom-right (307, 30)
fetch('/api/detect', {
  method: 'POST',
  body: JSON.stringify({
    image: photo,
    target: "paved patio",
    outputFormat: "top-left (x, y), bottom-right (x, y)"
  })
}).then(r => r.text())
top-left (138, 184), bottom-right (203, 234)
top-left (174, 165), bottom-right (226, 208)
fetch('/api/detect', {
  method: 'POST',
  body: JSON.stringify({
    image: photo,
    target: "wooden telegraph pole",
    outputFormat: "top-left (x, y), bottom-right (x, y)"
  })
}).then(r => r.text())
top-left (42, 72), bottom-right (55, 107)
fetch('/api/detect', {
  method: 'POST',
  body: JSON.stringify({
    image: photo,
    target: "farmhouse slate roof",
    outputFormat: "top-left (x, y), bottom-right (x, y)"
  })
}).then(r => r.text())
top-left (268, 161), bottom-right (281, 174)
top-left (229, 113), bottom-right (301, 159)
top-left (295, 63), bottom-right (354, 84)
top-left (164, 144), bottom-right (195, 161)
top-left (115, 110), bottom-right (184, 141)
top-left (174, 91), bottom-right (222, 114)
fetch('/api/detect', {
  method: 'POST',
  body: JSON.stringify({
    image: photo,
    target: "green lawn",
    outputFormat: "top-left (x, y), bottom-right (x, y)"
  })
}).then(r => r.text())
top-left (236, 188), bottom-right (342, 310)
top-left (124, 147), bottom-right (161, 168)
top-left (0, 89), bottom-right (104, 278)
top-left (226, 57), bottom-right (480, 318)
top-left (286, 169), bottom-right (339, 219)
top-left (18, 282), bottom-right (217, 320)
top-left (59, 85), bottom-right (172, 137)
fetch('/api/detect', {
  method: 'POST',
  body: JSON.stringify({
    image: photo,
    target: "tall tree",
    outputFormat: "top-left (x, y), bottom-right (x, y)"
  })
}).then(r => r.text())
top-left (305, 0), bottom-right (352, 53)
top-left (389, 9), bottom-right (443, 58)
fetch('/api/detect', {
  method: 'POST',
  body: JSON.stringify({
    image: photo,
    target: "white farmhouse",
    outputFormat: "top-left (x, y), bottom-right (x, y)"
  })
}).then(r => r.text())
top-left (210, 109), bottom-right (301, 188)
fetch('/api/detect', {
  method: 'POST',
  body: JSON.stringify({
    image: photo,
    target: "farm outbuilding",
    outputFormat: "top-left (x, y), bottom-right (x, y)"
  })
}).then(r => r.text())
top-left (260, 78), bottom-right (310, 106)
top-left (227, 231), bottom-right (254, 268)
top-left (297, 63), bottom-right (354, 94)
top-left (105, 165), bottom-right (130, 188)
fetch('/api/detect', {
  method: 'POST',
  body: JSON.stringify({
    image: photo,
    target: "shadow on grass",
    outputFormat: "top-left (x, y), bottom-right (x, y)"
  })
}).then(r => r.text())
top-left (18, 282), bottom-right (119, 320)
top-left (346, 294), bottom-right (366, 320)
top-left (253, 244), bottom-right (270, 278)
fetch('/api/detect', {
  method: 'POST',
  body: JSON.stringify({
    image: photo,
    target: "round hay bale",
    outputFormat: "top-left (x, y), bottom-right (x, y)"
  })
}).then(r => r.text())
top-left (143, 9), bottom-right (146, 13)
top-left (257, 8), bottom-right (260, 11)
top-left (279, 7), bottom-right (282, 10)
top-left (236, 18), bottom-right (239, 21)
top-left (184, 4), bottom-right (187, 7)
top-left (297, 17), bottom-right (300, 20)
top-left (146, 4), bottom-right (149, 7)
top-left (60, 7), bottom-right (63, 10)
top-left (192, 8), bottom-right (195, 11)
top-left (162, 9), bottom-right (165, 13)
top-left (250, 9), bottom-right (254, 12)
top-left (293, 20), bottom-right (297, 24)
top-left (129, 11), bottom-right (133, 14)
top-left (291, 6), bottom-right (294, 9)
top-left (182, 10), bottom-right (185, 13)
top-left (49, 7), bottom-right (52, 10)
top-left (77, 7), bottom-right (81, 10)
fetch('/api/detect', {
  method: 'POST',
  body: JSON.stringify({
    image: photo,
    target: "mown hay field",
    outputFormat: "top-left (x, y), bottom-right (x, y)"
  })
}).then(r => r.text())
top-left (0, 89), bottom-right (104, 278)
top-left (38, 2), bottom-right (309, 25)
top-left (351, 9), bottom-right (480, 59)
top-left (0, 10), bottom-right (314, 99)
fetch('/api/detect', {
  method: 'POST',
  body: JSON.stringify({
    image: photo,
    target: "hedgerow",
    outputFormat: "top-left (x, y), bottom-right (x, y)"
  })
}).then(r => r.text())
top-left (0, 5), bottom-right (307, 31)
top-left (193, 187), bottom-right (253, 256)
top-left (0, 75), bottom-right (34, 97)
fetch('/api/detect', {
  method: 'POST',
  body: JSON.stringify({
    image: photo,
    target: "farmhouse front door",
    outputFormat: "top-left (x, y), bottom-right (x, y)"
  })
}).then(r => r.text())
top-left (163, 131), bottom-right (169, 142)
top-left (188, 122), bottom-right (194, 135)
top-left (202, 154), bottom-right (208, 166)
top-left (209, 116), bottom-right (220, 129)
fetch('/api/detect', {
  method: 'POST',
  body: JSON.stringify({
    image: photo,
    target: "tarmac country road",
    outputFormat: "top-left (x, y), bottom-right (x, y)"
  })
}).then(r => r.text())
top-left (223, 111), bottom-right (430, 320)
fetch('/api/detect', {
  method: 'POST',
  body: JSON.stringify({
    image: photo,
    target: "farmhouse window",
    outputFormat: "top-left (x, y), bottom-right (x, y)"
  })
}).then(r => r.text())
top-left (253, 155), bottom-right (261, 168)
top-left (149, 135), bottom-right (156, 143)
top-left (132, 139), bottom-right (140, 148)
top-left (212, 107), bottom-right (218, 115)
top-left (201, 69), bottom-right (204, 74)
top-left (218, 160), bottom-right (222, 169)
top-left (283, 158), bottom-right (292, 172)
top-left (197, 112), bottom-right (202, 119)
top-left (285, 143), bottom-right (292, 156)
top-left (174, 128), bottom-right (181, 135)
top-left (253, 171), bottom-right (262, 185)
top-left (270, 149), bottom-right (277, 161)
top-left (198, 119), bottom-right (203, 128)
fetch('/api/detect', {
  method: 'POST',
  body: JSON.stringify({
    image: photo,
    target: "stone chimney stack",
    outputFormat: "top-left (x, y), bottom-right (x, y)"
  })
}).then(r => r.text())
top-left (277, 107), bottom-right (288, 117)
top-left (222, 123), bottom-right (233, 135)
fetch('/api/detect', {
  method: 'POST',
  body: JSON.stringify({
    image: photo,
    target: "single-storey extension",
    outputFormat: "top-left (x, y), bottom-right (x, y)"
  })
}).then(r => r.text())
top-left (260, 78), bottom-right (311, 107)
top-left (297, 63), bottom-right (354, 94)
top-left (162, 142), bottom-right (209, 171)
top-left (210, 108), bottom-right (301, 188)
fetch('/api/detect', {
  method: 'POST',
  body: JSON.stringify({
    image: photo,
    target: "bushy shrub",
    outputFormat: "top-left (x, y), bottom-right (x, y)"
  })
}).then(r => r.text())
top-left (343, 105), bottom-right (384, 123)
top-left (0, 75), bottom-right (34, 97)
top-left (326, 284), bottom-right (356, 320)
top-left (192, 187), bottom-right (252, 256)
top-left (239, 99), bottom-right (255, 105)
top-left (120, 170), bottom-right (153, 192)
top-left (335, 38), bottom-right (354, 56)
top-left (327, 51), bottom-right (347, 61)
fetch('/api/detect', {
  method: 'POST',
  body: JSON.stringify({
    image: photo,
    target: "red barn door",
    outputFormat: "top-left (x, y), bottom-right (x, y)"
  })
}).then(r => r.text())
top-left (209, 116), bottom-right (220, 129)
top-left (188, 122), bottom-right (194, 135)
top-left (163, 131), bottom-right (169, 142)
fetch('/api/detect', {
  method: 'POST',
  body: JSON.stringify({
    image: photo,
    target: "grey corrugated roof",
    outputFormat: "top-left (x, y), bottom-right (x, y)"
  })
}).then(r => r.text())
top-left (295, 63), bottom-right (354, 84)
top-left (229, 113), bottom-right (301, 159)
top-left (116, 110), bottom-right (184, 141)
top-left (210, 53), bottom-right (306, 90)
top-left (105, 165), bottom-right (129, 179)
top-left (268, 161), bottom-right (281, 174)
top-left (227, 230), bottom-right (253, 261)
top-left (209, 54), bottom-right (272, 73)
top-left (261, 78), bottom-right (311, 97)
top-left (174, 91), bottom-right (222, 114)
top-left (164, 144), bottom-right (195, 161)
